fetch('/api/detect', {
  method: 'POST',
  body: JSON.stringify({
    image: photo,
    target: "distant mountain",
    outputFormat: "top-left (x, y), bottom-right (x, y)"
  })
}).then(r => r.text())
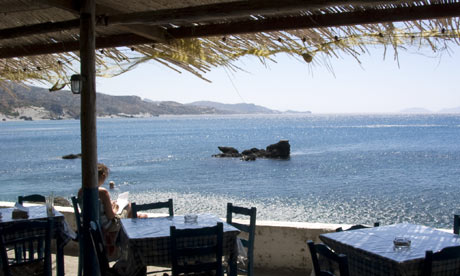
top-left (399, 107), bottom-right (433, 114)
top-left (0, 82), bottom-right (223, 120)
top-left (188, 101), bottom-right (281, 114)
top-left (438, 106), bottom-right (460, 113)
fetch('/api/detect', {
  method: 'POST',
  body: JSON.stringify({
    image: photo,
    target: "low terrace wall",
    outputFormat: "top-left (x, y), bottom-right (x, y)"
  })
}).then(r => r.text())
top-left (0, 201), bottom-right (364, 273)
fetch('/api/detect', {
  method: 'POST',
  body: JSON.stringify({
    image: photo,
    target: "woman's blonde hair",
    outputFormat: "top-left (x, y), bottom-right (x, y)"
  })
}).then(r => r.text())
top-left (97, 163), bottom-right (109, 182)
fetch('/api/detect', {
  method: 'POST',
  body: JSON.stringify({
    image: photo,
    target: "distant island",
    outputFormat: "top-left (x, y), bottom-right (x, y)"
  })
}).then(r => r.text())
top-left (0, 82), bottom-right (311, 121)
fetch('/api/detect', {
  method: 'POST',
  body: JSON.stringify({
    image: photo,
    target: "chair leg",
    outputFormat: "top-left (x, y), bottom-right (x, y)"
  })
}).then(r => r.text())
top-left (78, 239), bottom-right (83, 276)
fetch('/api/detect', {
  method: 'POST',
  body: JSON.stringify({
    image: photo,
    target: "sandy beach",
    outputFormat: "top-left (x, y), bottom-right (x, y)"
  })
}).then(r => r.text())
top-left (1, 106), bottom-right (58, 121)
top-left (0, 106), bottom-right (155, 121)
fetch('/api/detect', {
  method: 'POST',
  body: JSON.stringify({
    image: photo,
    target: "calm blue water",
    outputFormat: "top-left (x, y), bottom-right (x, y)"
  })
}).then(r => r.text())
top-left (1, 114), bottom-right (459, 228)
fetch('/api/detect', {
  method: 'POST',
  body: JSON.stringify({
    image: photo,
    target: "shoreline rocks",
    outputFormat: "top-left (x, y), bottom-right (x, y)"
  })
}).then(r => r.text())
top-left (212, 140), bottom-right (290, 161)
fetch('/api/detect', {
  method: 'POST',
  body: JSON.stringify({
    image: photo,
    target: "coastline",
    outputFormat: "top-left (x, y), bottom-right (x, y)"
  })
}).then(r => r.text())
top-left (0, 106), bottom-right (157, 122)
top-left (2, 106), bottom-right (459, 122)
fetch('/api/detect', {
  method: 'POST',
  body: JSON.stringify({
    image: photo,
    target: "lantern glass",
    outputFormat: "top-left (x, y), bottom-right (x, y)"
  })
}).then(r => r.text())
top-left (70, 74), bottom-right (82, 94)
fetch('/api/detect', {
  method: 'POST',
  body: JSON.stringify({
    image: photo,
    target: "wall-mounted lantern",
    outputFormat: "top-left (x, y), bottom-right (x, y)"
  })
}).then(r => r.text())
top-left (70, 74), bottom-right (83, 94)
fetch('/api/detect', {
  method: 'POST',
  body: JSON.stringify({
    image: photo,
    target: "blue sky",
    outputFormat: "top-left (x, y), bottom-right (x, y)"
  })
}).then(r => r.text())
top-left (95, 45), bottom-right (460, 113)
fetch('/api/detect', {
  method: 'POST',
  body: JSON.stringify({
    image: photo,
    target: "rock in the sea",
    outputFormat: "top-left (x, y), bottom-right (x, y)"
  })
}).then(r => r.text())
top-left (266, 140), bottom-right (290, 159)
top-left (62, 153), bottom-right (82, 159)
top-left (54, 196), bottom-right (72, 207)
top-left (241, 153), bottom-right (256, 161)
top-left (212, 146), bottom-right (242, 158)
top-left (217, 146), bottom-right (239, 154)
top-left (213, 140), bottom-right (290, 160)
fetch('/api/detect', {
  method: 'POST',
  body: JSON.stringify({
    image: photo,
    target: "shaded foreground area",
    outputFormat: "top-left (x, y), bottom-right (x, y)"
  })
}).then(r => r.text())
top-left (58, 255), bottom-right (305, 276)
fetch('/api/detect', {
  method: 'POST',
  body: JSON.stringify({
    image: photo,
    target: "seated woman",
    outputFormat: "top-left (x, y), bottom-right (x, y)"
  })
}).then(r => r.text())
top-left (78, 163), bottom-right (135, 260)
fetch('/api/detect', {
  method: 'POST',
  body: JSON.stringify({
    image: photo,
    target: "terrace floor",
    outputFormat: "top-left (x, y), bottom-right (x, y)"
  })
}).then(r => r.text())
top-left (57, 254), bottom-right (306, 275)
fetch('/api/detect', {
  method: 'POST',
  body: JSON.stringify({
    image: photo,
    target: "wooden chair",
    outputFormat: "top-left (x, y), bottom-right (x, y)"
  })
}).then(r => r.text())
top-left (132, 200), bottom-right (173, 274)
top-left (0, 219), bottom-right (53, 276)
top-left (454, 215), bottom-right (459, 234)
top-left (335, 222), bottom-right (380, 232)
top-left (71, 196), bottom-right (83, 276)
top-left (88, 221), bottom-right (121, 276)
top-left (14, 194), bottom-right (48, 263)
top-left (226, 203), bottom-right (256, 276)
top-left (423, 245), bottom-right (460, 276)
top-left (17, 194), bottom-right (46, 205)
top-left (307, 240), bottom-right (349, 276)
top-left (131, 198), bottom-right (173, 218)
top-left (170, 222), bottom-right (224, 276)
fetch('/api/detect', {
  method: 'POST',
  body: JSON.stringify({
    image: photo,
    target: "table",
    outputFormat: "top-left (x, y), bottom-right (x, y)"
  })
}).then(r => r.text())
top-left (320, 223), bottom-right (460, 276)
top-left (119, 214), bottom-right (240, 276)
top-left (0, 206), bottom-right (72, 276)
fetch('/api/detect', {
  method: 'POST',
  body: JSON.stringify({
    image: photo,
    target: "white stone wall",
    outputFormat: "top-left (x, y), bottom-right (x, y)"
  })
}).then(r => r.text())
top-left (0, 201), bottom-right (345, 271)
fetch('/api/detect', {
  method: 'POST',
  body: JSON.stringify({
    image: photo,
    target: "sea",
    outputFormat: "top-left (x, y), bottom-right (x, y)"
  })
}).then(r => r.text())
top-left (1, 114), bottom-right (459, 229)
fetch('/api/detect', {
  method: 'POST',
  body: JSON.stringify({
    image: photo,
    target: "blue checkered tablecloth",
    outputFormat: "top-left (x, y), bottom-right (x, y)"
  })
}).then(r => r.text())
top-left (0, 206), bottom-right (73, 276)
top-left (119, 214), bottom-right (240, 276)
top-left (0, 206), bottom-right (73, 243)
top-left (320, 223), bottom-right (460, 276)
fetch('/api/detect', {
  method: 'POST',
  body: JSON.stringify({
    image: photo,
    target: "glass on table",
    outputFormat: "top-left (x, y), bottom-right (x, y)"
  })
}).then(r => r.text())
top-left (393, 236), bottom-right (411, 251)
top-left (46, 193), bottom-right (55, 216)
top-left (184, 214), bottom-right (198, 223)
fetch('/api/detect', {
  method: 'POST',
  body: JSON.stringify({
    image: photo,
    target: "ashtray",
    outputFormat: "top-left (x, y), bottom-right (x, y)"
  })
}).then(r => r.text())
top-left (184, 214), bottom-right (198, 223)
top-left (393, 237), bottom-right (411, 247)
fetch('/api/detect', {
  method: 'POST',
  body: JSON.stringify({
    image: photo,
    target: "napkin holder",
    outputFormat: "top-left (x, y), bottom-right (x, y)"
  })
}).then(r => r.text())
top-left (12, 203), bottom-right (29, 219)
top-left (12, 208), bottom-right (29, 219)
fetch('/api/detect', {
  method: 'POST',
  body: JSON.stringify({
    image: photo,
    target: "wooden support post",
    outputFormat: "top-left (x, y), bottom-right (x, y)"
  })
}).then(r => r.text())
top-left (79, 0), bottom-right (99, 275)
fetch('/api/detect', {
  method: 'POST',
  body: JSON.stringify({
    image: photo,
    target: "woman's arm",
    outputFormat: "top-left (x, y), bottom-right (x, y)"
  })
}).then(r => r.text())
top-left (98, 188), bottom-right (116, 220)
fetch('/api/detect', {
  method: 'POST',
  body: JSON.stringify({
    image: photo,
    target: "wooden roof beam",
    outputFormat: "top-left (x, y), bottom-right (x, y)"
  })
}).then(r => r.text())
top-left (106, 0), bottom-right (418, 25)
top-left (36, 0), bottom-right (80, 13)
top-left (0, 0), bottom-right (441, 41)
top-left (1, 2), bottom-right (460, 59)
top-left (0, 34), bottom-right (151, 59)
top-left (0, 20), bottom-right (80, 40)
top-left (0, 1), bottom-right (55, 13)
top-left (37, 0), bottom-right (166, 41)
top-left (168, 2), bottom-right (460, 38)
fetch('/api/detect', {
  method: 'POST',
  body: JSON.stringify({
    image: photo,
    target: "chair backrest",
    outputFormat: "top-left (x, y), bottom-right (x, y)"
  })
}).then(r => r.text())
top-left (71, 196), bottom-right (83, 276)
top-left (0, 219), bottom-right (53, 276)
top-left (17, 194), bottom-right (46, 205)
top-left (170, 222), bottom-right (223, 276)
top-left (131, 198), bottom-right (174, 218)
top-left (71, 196), bottom-right (83, 235)
top-left (226, 202), bottom-right (257, 276)
top-left (88, 221), bottom-right (111, 276)
top-left (423, 245), bottom-right (460, 276)
top-left (307, 240), bottom-right (349, 276)
top-left (336, 222), bottom-right (379, 232)
top-left (454, 215), bottom-right (459, 234)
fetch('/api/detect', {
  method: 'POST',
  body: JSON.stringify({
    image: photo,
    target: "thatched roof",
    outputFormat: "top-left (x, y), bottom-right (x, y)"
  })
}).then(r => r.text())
top-left (1, 0), bottom-right (460, 87)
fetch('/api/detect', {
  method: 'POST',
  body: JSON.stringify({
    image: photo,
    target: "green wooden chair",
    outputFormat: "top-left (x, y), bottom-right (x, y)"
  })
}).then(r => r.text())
top-left (88, 221), bottom-right (122, 276)
top-left (170, 222), bottom-right (224, 276)
top-left (0, 219), bottom-right (53, 276)
top-left (453, 215), bottom-right (459, 234)
top-left (423, 245), bottom-right (460, 276)
top-left (17, 194), bottom-right (46, 205)
top-left (226, 203), bottom-right (256, 276)
top-left (71, 196), bottom-right (84, 276)
top-left (131, 198), bottom-right (173, 218)
top-left (307, 240), bottom-right (349, 276)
